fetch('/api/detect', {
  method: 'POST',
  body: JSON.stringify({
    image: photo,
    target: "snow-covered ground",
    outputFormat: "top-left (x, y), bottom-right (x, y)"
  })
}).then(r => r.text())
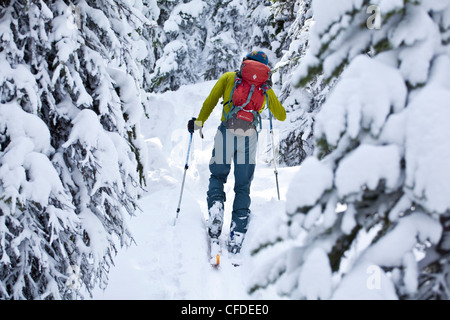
top-left (91, 81), bottom-right (298, 300)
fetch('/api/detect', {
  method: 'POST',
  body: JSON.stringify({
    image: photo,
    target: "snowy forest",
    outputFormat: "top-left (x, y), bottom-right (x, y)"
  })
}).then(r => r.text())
top-left (1, 0), bottom-right (450, 300)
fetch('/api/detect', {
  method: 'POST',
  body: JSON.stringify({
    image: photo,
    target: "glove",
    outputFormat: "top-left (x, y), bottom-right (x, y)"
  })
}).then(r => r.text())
top-left (187, 117), bottom-right (204, 138)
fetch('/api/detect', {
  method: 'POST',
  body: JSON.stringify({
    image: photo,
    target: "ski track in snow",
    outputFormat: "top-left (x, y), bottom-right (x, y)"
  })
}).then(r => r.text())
top-left (91, 81), bottom-right (299, 300)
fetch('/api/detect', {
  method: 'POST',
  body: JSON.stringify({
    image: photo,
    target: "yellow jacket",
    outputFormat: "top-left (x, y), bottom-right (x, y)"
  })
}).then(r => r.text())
top-left (197, 72), bottom-right (286, 124)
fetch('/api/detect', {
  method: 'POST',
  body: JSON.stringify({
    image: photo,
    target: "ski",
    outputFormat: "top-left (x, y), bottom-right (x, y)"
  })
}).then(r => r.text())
top-left (209, 237), bottom-right (221, 267)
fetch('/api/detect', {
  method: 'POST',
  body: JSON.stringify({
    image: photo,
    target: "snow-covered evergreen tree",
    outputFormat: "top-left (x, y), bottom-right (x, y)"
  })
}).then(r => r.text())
top-left (270, 0), bottom-right (323, 167)
top-left (245, 0), bottom-right (273, 52)
top-left (149, 0), bottom-right (263, 92)
top-left (202, 0), bottom-right (246, 80)
top-left (147, 0), bottom-right (316, 92)
top-left (149, 0), bottom-right (208, 92)
top-left (0, 0), bottom-right (152, 299)
top-left (250, 0), bottom-right (450, 300)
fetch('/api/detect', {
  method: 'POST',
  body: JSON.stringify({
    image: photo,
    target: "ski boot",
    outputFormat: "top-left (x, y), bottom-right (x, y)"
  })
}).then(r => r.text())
top-left (208, 202), bottom-right (224, 238)
top-left (208, 202), bottom-right (224, 266)
top-left (228, 231), bottom-right (245, 266)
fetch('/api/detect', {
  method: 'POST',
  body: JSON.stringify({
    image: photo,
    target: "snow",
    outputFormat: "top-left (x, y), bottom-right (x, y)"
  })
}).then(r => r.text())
top-left (341, 203), bottom-right (357, 235)
top-left (0, 61), bottom-right (41, 114)
top-left (0, 103), bottom-right (51, 156)
top-left (155, 40), bottom-right (186, 74)
top-left (331, 260), bottom-right (398, 300)
top-left (163, 0), bottom-right (205, 33)
top-left (298, 247), bottom-right (332, 300)
top-left (90, 80), bottom-right (298, 300)
top-left (366, 212), bottom-right (442, 267)
top-left (22, 151), bottom-right (66, 206)
top-left (405, 55), bottom-right (450, 213)
top-left (0, 102), bottom-right (64, 210)
top-left (315, 55), bottom-right (407, 147)
top-left (285, 157), bottom-right (333, 214)
top-left (172, 0), bottom-right (205, 19)
top-left (335, 144), bottom-right (402, 199)
top-left (107, 67), bottom-right (144, 126)
top-left (164, 19), bottom-right (179, 34)
top-left (333, 212), bottom-right (442, 299)
top-left (312, 0), bottom-right (363, 36)
top-left (51, 2), bottom-right (81, 63)
top-left (375, 0), bottom-right (404, 14)
top-left (62, 109), bottom-right (130, 205)
top-left (393, 6), bottom-right (441, 86)
top-left (78, 207), bottom-right (111, 269)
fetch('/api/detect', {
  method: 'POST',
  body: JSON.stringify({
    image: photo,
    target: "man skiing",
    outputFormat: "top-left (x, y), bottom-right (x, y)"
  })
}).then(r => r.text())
top-left (188, 51), bottom-right (286, 262)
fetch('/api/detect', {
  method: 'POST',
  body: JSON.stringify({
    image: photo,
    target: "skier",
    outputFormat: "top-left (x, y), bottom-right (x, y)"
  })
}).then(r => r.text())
top-left (188, 51), bottom-right (286, 262)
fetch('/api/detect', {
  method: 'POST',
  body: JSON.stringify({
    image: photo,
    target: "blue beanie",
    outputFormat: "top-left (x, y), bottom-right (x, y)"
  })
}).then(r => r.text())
top-left (245, 51), bottom-right (269, 65)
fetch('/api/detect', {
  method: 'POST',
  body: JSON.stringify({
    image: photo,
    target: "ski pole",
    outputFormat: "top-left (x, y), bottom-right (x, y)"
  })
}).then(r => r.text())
top-left (174, 130), bottom-right (194, 226)
top-left (269, 110), bottom-right (280, 201)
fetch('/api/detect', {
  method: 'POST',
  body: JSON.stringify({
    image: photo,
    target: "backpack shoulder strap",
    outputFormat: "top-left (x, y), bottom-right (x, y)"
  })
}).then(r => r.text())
top-left (223, 74), bottom-right (241, 121)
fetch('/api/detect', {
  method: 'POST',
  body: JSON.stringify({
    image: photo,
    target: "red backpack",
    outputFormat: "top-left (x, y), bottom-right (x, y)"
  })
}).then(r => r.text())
top-left (225, 60), bottom-right (271, 134)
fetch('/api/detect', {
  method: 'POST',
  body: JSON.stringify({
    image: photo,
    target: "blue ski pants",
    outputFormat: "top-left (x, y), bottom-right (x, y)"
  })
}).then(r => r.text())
top-left (207, 123), bottom-right (258, 235)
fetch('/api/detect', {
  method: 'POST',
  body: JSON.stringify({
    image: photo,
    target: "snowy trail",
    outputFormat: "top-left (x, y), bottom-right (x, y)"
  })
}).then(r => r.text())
top-left (91, 81), bottom-right (299, 300)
